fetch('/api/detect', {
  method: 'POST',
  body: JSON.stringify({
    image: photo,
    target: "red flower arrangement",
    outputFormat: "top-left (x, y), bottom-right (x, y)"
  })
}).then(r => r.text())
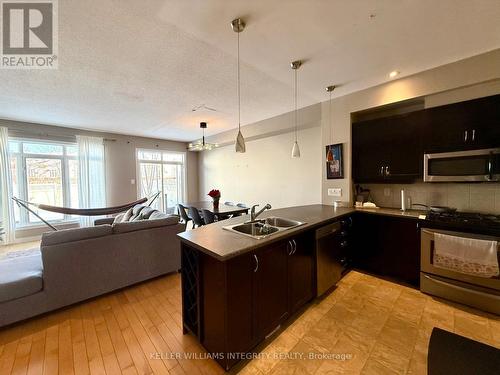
top-left (208, 189), bottom-right (221, 210)
top-left (208, 189), bottom-right (221, 199)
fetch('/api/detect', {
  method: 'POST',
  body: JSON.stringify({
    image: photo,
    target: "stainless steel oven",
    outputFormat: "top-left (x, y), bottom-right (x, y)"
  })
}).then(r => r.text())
top-left (420, 228), bottom-right (500, 315)
top-left (424, 148), bottom-right (500, 182)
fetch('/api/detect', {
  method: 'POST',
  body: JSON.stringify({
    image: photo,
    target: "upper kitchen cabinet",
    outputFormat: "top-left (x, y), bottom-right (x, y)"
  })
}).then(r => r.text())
top-left (422, 94), bottom-right (500, 153)
top-left (352, 110), bottom-right (423, 183)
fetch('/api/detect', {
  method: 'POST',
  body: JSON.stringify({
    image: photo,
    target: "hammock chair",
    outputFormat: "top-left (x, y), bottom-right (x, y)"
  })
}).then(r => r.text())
top-left (12, 192), bottom-right (160, 231)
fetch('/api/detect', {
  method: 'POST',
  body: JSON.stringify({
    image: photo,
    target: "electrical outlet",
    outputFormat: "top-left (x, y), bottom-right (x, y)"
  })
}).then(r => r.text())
top-left (328, 188), bottom-right (342, 197)
top-left (384, 188), bottom-right (391, 197)
top-left (131, 179), bottom-right (136, 185)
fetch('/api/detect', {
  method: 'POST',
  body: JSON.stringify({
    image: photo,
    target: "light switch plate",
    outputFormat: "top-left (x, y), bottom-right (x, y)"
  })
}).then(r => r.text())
top-left (131, 179), bottom-right (136, 185)
top-left (328, 188), bottom-right (342, 197)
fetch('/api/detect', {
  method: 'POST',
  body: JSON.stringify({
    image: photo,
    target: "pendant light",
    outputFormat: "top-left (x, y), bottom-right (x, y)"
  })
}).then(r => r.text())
top-left (188, 122), bottom-right (218, 151)
top-left (291, 60), bottom-right (302, 158)
top-left (325, 85), bottom-right (336, 162)
top-left (232, 18), bottom-right (246, 153)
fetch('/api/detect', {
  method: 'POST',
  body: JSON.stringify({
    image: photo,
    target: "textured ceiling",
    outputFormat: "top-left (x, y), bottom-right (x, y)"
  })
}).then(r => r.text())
top-left (1, 0), bottom-right (499, 141)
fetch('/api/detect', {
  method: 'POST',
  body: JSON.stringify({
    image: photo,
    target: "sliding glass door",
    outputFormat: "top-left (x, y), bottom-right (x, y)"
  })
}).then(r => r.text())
top-left (9, 139), bottom-right (79, 226)
top-left (136, 149), bottom-right (186, 214)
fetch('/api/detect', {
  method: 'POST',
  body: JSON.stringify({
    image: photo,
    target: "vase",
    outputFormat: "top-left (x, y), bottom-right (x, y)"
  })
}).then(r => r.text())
top-left (212, 198), bottom-right (220, 210)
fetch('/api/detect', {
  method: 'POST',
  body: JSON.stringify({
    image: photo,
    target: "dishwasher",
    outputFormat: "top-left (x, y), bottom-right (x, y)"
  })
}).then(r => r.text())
top-left (315, 221), bottom-right (348, 296)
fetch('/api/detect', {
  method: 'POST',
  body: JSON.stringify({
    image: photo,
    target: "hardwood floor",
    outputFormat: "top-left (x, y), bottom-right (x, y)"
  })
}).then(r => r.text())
top-left (0, 269), bottom-right (499, 374)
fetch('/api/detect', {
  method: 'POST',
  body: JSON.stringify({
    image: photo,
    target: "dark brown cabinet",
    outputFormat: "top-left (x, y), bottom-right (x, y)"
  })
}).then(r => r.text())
top-left (254, 241), bottom-right (289, 339)
top-left (287, 233), bottom-right (315, 314)
top-left (422, 94), bottom-right (500, 153)
top-left (352, 94), bottom-right (500, 182)
top-left (185, 232), bottom-right (315, 371)
top-left (352, 111), bottom-right (423, 183)
top-left (351, 213), bottom-right (420, 286)
top-left (225, 253), bottom-right (255, 354)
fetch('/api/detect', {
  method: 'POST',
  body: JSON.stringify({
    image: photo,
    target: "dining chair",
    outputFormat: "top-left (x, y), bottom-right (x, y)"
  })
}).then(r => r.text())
top-left (231, 202), bottom-right (247, 217)
top-left (201, 209), bottom-right (216, 224)
top-left (188, 206), bottom-right (205, 228)
top-left (177, 204), bottom-right (192, 229)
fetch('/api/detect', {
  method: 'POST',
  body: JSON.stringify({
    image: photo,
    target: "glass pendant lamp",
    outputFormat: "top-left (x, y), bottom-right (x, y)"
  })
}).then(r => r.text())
top-left (326, 85), bottom-right (336, 162)
top-left (232, 18), bottom-right (246, 153)
top-left (291, 60), bottom-right (302, 158)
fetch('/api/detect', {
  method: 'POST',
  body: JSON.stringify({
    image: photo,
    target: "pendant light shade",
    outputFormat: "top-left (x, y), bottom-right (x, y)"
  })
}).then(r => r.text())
top-left (291, 60), bottom-right (302, 158)
top-left (291, 141), bottom-right (301, 158)
top-left (232, 18), bottom-right (246, 153)
top-left (326, 145), bottom-right (333, 162)
top-left (325, 85), bottom-right (336, 162)
top-left (236, 129), bottom-right (246, 153)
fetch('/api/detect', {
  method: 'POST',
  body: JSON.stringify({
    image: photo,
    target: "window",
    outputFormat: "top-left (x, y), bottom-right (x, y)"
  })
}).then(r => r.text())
top-left (9, 139), bottom-right (79, 226)
top-left (136, 149), bottom-right (186, 214)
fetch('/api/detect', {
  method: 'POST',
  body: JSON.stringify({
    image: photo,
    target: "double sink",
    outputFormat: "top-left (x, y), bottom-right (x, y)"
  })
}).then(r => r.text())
top-left (223, 217), bottom-right (305, 239)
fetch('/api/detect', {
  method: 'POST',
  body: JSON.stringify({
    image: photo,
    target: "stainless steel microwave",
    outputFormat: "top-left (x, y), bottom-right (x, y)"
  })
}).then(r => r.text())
top-left (424, 148), bottom-right (500, 182)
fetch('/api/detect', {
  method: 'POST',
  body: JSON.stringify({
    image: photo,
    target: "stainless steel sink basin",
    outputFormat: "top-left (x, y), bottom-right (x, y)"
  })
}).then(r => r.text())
top-left (223, 217), bottom-right (305, 239)
top-left (264, 217), bottom-right (303, 228)
top-left (231, 223), bottom-right (279, 238)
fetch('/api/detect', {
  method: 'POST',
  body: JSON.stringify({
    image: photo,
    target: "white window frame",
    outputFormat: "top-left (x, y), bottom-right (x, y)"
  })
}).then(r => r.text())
top-left (9, 138), bottom-right (79, 227)
top-left (135, 148), bottom-right (187, 213)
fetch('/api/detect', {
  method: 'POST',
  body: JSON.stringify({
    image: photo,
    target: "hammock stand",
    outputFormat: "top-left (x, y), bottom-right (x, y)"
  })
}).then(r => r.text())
top-left (12, 191), bottom-right (161, 231)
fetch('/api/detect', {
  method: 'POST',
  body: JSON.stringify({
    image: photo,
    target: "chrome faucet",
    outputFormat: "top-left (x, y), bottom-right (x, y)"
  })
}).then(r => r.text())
top-left (249, 204), bottom-right (272, 222)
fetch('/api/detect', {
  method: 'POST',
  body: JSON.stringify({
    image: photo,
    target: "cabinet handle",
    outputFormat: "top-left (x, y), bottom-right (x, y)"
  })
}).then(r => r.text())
top-left (380, 166), bottom-right (384, 176)
top-left (287, 241), bottom-right (293, 256)
top-left (487, 152), bottom-right (493, 181)
top-left (385, 166), bottom-right (390, 176)
top-left (472, 129), bottom-right (476, 142)
top-left (253, 254), bottom-right (259, 272)
top-left (292, 239), bottom-right (297, 255)
top-left (464, 130), bottom-right (468, 142)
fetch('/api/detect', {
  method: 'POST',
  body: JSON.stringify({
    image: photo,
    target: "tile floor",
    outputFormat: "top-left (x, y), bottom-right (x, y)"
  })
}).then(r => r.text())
top-left (241, 270), bottom-right (499, 375)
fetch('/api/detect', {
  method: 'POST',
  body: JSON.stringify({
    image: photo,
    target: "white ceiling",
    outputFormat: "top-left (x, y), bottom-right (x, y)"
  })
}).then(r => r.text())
top-left (1, 0), bottom-right (499, 142)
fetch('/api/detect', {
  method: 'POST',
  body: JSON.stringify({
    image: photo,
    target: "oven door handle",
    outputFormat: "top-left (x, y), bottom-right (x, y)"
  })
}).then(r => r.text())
top-left (422, 274), bottom-right (500, 300)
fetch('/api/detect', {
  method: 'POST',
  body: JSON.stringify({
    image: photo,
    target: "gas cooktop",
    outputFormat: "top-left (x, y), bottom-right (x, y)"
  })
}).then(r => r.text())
top-left (423, 210), bottom-right (500, 236)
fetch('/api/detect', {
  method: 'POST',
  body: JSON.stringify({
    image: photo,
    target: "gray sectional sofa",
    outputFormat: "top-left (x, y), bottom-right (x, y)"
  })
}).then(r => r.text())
top-left (0, 205), bottom-right (184, 328)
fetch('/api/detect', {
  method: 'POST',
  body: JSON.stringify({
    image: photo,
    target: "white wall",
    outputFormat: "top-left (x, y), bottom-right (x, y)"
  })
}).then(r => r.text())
top-left (322, 49), bottom-right (500, 206)
top-left (198, 126), bottom-right (322, 209)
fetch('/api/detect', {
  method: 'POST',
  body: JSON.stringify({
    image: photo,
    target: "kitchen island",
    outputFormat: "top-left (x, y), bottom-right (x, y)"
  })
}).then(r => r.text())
top-left (177, 205), bottom-right (353, 370)
top-left (177, 204), bottom-right (424, 371)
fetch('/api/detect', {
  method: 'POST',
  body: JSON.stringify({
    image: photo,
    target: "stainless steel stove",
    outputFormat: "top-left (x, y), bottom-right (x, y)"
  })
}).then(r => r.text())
top-left (420, 210), bottom-right (500, 315)
top-left (423, 211), bottom-right (500, 237)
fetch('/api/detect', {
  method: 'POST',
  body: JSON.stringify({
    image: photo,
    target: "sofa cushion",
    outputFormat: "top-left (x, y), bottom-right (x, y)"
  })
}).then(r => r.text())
top-left (138, 206), bottom-right (155, 219)
top-left (112, 216), bottom-right (179, 234)
top-left (149, 211), bottom-right (169, 220)
top-left (0, 251), bottom-right (43, 303)
top-left (117, 207), bottom-right (134, 222)
top-left (41, 225), bottom-right (113, 246)
top-left (129, 205), bottom-right (146, 221)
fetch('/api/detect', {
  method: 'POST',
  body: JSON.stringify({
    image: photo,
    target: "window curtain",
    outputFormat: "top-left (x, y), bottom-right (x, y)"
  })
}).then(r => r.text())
top-left (0, 127), bottom-right (15, 244)
top-left (77, 136), bottom-right (106, 227)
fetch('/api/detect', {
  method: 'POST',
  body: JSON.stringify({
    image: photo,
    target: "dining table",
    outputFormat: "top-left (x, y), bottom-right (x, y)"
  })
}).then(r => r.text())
top-left (182, 201), bottom-right (249, 219)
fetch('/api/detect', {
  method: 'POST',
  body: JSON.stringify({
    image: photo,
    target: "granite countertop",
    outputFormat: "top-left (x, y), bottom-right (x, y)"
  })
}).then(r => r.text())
top-left (354, 207), bottom-right (428, 219)
top-left (177, 204), bottom-right (428, 261)
top-left (177, 205), bottom-right (354, 260)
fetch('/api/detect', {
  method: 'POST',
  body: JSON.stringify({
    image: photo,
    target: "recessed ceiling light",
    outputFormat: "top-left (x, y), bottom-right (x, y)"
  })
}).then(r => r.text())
top-left (389, 70), bottom-right (400, 78)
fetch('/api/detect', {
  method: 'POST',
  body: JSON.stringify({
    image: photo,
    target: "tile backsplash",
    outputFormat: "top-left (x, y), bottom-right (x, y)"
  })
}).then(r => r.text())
top-left (362, 182), bottom-right (500, 214)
